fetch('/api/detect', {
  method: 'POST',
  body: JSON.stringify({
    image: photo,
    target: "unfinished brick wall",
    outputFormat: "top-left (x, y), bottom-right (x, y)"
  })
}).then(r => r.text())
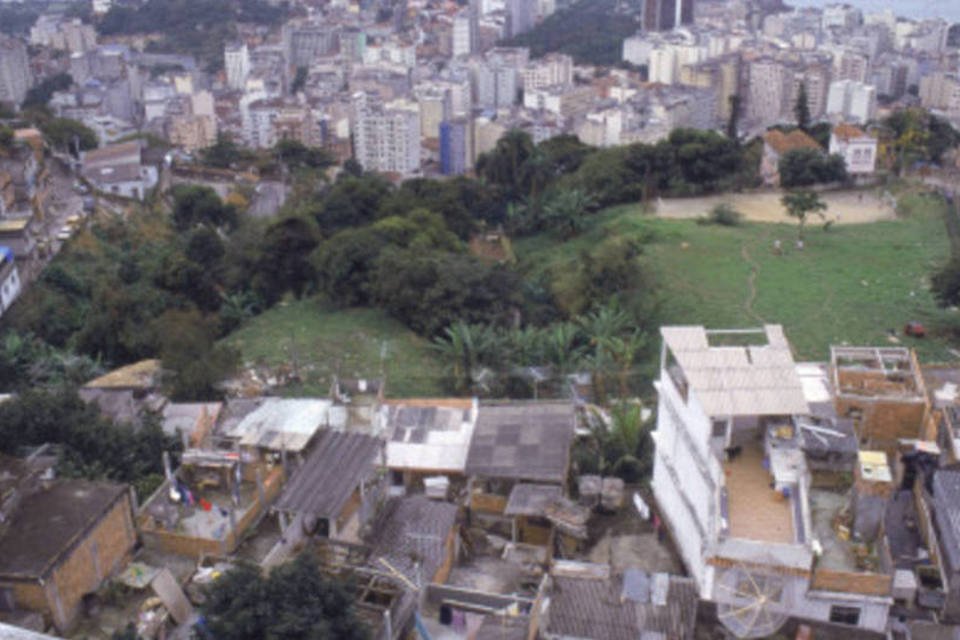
top-left (138, 467), bottom-right (284, 559)
top-left (835, 396), bottom-right (928, 451)
top-left (432, 527), bottom-right (458, 585)
top-left (47, 491), bottom-right (137, 631)
top-left (809, 568), bottom-right (892, 597)
top-left (471, 492), bottom-right (507, 515)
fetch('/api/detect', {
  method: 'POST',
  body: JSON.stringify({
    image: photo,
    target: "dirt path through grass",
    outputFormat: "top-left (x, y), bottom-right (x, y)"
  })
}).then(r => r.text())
top-left (740, 243), bottom-right (764, 323)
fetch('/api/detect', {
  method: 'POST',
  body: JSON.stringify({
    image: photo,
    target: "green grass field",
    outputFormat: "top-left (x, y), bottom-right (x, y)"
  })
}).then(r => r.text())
top-left (224, 300), bottom-right (447, 397)
top-left (517, 190), bottom-right (959, 362)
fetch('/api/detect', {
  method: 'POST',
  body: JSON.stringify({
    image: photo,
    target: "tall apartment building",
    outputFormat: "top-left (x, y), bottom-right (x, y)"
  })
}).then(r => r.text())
top-left (791, 64), bottom-right (831, 120)
top-left (473, 64), bottom-right (518, 109)
top-left (353, 94), bottom-right (421, 176)
top-left (826, 79), bottom-right (876, 124)
top-left (919, 71), bottom-right (960, 114)
top-left (822, 3), bottom-right (862, 30)
top-left (506, 0), bottom-right (536, 38)
top-left (0, 37), bottom-right (31, 107)
top-left (679, 55), bottom-right (740, 123)
top-left (642, 0), bottom-right (694, 32)
top-left (282, 22), bottom-right (337, 68)
top-left (415, 85), bottom-right (452, 139)
top-left (746, 59), bottom-right (791, 126)
top-left (439, 118), bottom-right (471, 175)
top-left (833, 49), bottom-right (870, 84)
top-left (452, 11), bottom-right (476, 58)
top-left (651, 325), bottom-right (892, 636)
top-left (224, 43), bottom-right (250, 91)
top-left (521, 53), bottom-right (573, 91)
top-left (29, 16), bottom-right (97, 53)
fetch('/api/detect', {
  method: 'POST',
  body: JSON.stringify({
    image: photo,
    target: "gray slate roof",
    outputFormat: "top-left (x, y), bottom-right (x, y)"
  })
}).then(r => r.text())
top-left (547, 573), bottom-right (698, 640)
top-left (933, 468), bottom-right (960, 573)
top-left (275, 430), bottom-right (381, 518)
top-left (366, 495), bottom-right (459, 585)
top-left (466, 401), bottom-right (575, 483)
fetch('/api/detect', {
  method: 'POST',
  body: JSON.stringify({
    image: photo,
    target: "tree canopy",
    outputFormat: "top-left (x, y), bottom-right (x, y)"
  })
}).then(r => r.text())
top-left (0, 388), bottom-right (179, 498)
top-left (200, 554), bottom-right (369, 640)
top-left (778, 148), bottom-right (847, 188)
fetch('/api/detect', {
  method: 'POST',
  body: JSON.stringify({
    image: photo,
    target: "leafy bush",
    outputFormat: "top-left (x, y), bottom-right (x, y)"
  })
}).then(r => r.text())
top-left (701, 203), bottom-right (743, 227)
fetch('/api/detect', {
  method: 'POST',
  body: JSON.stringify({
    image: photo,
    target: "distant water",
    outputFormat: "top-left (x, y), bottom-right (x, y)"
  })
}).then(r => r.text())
top-left (785, 0), bottom-right (960, 23)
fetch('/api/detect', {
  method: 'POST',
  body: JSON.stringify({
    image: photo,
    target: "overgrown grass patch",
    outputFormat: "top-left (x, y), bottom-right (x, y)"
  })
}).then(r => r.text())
top-left (224, 300), bottom-right (447, 397)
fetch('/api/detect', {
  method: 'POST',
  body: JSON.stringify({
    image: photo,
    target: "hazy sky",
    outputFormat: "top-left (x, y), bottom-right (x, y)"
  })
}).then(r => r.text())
top-left (785, 0), bottom-right (960, 22)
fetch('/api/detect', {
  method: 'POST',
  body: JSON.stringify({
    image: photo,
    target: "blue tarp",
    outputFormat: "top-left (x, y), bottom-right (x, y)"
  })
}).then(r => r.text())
top-left (0, 246), bottom-right (12, 264)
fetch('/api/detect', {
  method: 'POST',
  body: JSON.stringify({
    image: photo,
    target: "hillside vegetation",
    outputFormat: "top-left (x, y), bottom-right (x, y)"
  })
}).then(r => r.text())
top-left (517, 190), bottom-right (957, 362)
top-left (504, 0), bottom-right (640, 66)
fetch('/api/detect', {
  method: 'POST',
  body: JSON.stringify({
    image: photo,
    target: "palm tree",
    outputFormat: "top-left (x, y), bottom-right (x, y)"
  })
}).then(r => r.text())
top-left (543, 189), bottom-right (597, 237)
top-left (504, 326), bottom-right (545, 368)
top-left (781, 189), bottom-right (827, 245)
top-left (598, 330), bottom-right (647, 398)
top-left (584, 401), bottom-right (654, 482)
top-left (541, 322), bottom-right (584, 376)
top-left (576, 303), bottom-right (632, 346)
top-left (431, 322), bottom-right (501, 394)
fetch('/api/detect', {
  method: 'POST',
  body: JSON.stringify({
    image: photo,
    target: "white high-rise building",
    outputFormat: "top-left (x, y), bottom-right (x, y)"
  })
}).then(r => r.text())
top-left (826, 79), bottom-right (876, 124)
top-left (452, 11), bottom-right (476, 58)
top-left (224, 43), bottom-right (250, 91)
top-left (473, 64), bottom-right (518, 109)
top-left (521, 53), bottom-right (573, 91)
top-left (353, 94), bottom-right (421, 176)
top-left (0, 37), bottom-right (31, 107)
top-left (651, 325), bottom-right (891, 636)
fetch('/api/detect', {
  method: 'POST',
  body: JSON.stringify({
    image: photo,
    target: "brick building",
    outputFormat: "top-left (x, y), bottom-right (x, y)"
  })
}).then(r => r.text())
top-left (0, 464), bottom-right (137, 633)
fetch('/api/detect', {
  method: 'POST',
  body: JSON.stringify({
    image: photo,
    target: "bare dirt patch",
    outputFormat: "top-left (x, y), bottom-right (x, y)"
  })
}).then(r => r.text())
top-left (655, 189), bottom-right (896, 225)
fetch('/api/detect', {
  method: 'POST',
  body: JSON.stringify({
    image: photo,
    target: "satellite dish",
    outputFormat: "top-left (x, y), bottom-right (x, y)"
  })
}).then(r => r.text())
top-left (715, 563), bottom-right (791, 639)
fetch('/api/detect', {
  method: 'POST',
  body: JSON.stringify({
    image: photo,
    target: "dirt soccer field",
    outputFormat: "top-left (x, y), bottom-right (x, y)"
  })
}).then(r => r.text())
top-left (655, 189), bottom-right (896, 224)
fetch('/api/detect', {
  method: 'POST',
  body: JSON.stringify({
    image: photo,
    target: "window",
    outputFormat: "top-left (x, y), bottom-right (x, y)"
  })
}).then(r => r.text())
top-left (829, 605), bottom-right (860, 625)
top-left (712, 419), bottom-right (728, 439)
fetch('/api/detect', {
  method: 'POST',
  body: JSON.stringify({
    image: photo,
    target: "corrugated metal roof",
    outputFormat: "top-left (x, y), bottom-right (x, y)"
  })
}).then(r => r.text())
top-left (366, 496), bottom-right (459, 585)
top-left (227, 398), bottom-right (332, 452)
top-left (933, 469), bottom-right (960, 573)
top-left (547, 572), bottom-right (698, 640)
top-left (275, 430), bottom-right (381, 518)
top-left (466, 401), bottom-right (576, 483)
top-left (383, 401), bottom-right (477, 472)
top-left (661, 325), bottom-right (809, 417)
top-left (503, 483), bottom-right (563, 517)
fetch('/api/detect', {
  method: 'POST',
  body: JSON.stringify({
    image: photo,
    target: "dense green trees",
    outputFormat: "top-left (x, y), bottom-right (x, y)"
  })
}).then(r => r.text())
top-left (201, 554), bottom-right (369, 640)
top-left (884, 108), bottom-right (960, 172)
top-left (0, 388), bottom-right (179, 498)
top-left (504, 0), bottom-right (639, 66)
top-left (794, 83), bottom-right (811, 132)
top-left (477, 128), bottom-right (753, 230)
top-left (22, 73), bottom-right (73, 109)
top-left (171, 185), bottom-right (238, 230)
top-left (6, 189), bottom-right (262, 397)
top-left (40, 117), bottom-right (98, 153)
top-left (156, 310), bottom-right (240, 400)
top-left (372, 249), bottom-right (522, 335)
top-left (99, 0), bottom-right (285, 72)
top-left (778, 148), bottom-right (848, 188)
